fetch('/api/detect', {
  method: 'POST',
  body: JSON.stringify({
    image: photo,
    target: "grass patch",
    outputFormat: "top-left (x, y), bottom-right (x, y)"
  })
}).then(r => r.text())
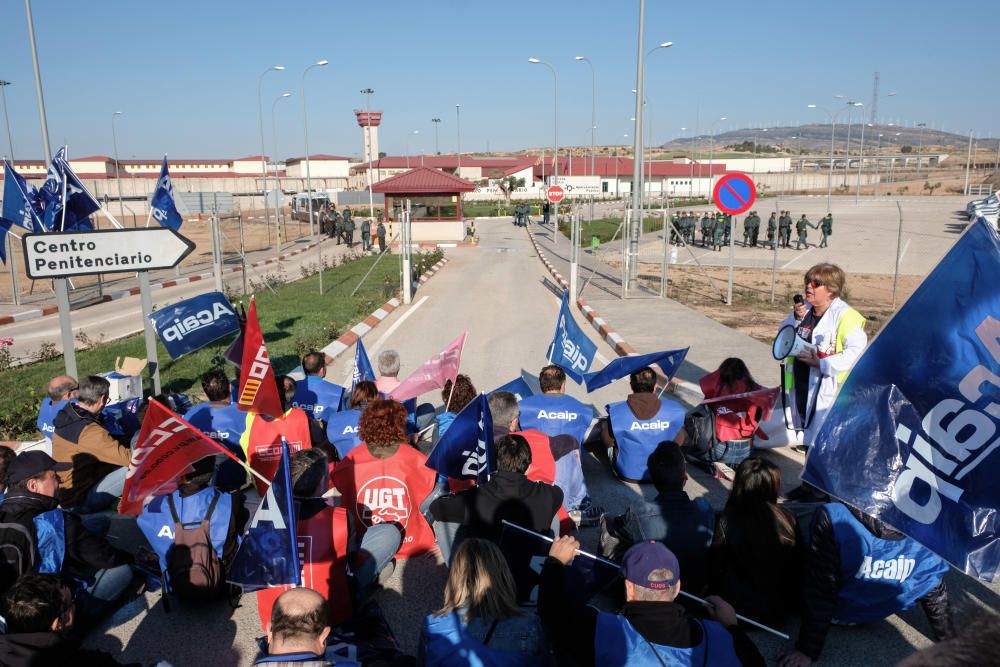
top-left (558, 216), bottom-right (666, 246)
top-left (0, 252), bottom-right (413, 440)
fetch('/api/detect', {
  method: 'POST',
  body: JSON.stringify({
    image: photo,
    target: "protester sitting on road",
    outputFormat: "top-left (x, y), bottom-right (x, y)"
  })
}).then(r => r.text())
top-left (280, 376), bottom-right (334, 462)
top-left (418, 538), bottom-right (548, 666)
top-left (0, 446), bottom-right (14, 504)
top-left (137, 455), bottom-right (248, 602)
top-left (376, 348), bottom-right (435, 432)
top-left (257, 588), bottom-right (334, 666)
top-left (292, 351), bottom-right (345, 425)
top-left (184, 369), bottom-right (249, 492)
top-left (540, 537), bottom-right (766, 667)
top-left (600, 366), bottom-right (686, 482)
top-left (695, 358), bottom-right (767, 468)
top-left (430, 434), bottom-right (563, 563)
top-left (0, 573), bottom-right (141, 667)
top-left (239, 374), bottom-right (313, 495)
top-left (36, 375), bottom-right (78, 442)
top-left (51, 376), bottom-right (131, 514)
top-left (709, 457), bottom-right (800, 627)
top-left (433, 374), bottom-right (477, 443)
top-left (0, 452), bottom-right (136, 632)
top-left (599, 441), bottom-right (715, 596)
top-left (778, 502), bottom-right (955, 667)
top-left (332, 399), bottom-right (437, 559)
top-left (325, 381), bottom-right (378, 460)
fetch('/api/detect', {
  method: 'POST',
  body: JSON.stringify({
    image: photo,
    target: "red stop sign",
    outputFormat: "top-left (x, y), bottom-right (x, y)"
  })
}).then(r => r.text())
top-left (546, 185), bottom-right (565, 203)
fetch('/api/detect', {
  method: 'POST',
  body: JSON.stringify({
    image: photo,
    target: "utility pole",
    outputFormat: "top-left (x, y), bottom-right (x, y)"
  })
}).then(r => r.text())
top-left (431, 117), bottom-right (441, 154)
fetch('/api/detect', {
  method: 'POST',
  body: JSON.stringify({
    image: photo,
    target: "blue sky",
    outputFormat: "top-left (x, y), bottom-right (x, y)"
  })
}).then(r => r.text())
top-left (0, 0), bottom-right (994, 161)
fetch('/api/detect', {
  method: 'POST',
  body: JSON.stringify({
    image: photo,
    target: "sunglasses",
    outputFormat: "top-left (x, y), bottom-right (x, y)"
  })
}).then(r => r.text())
top-left (805, 279), bottom-right (826, 288)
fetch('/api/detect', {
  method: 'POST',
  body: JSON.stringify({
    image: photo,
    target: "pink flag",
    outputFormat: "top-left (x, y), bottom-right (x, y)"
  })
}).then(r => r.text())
top-left (389, 332), bottom-right (467, 402)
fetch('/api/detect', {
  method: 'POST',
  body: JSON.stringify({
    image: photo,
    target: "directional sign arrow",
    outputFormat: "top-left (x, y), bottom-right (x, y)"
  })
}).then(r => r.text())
top-left (22, 227), bottom-right (196, 280)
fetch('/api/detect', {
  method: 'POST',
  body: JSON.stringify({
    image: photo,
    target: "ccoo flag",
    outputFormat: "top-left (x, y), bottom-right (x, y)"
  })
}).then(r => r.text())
top-left (148, 291), bottom-right (241, 360)
top-left (548, 290), bottom-right (597, 384)
top-left (37, 147), bottom-right (101, 232)
top-left (228, 438), bottom-right (301, 591)
top-left (149, 156), bottom-right (184, 231)
top-left (2, 160), bottom-right (45, 232)
top-left (583, 347), bottom-right (689, 393)
top-left (352, 338), bottom-right (376, 391)
top-left (803, 218), bottom-right (1000, 581)
top-left (236, 298), bottom-right (284, 418)
top-left (426, 393), bottom-right (494, 482)
top-left (389, 332), bottom-right (467, 402)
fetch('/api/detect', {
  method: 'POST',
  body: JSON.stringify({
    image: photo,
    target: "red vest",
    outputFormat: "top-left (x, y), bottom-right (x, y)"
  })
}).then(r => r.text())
top-left (332, 443), bottom-right (436, 559)
top-left (699, 373), bottom-right (763, 442)
top-left (241, 408), bottom-right (312, 495)
top-left (513, 429), bottom-right (573, 535)
top-left (256, 504), bottom-right (351, 630)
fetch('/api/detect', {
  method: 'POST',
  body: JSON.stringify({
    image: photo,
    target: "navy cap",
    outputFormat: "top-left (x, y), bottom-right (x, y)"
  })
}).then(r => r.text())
top-left (6, 451), bottom-right (71, 486)
top-left (621, 541), bottom-right (680, 590)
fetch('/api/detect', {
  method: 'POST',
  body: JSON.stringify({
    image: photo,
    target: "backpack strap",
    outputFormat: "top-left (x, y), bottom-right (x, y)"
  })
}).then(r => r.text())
top-left (167, 491), bottom-right (222, 526)
top-left (482, 618), bottom-right (500, 646)
top-left (167, 493), bottom-right (181, 524)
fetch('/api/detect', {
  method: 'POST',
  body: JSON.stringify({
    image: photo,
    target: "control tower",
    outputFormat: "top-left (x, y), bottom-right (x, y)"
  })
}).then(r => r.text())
top-left (354, 110), bottom-right (382, 161)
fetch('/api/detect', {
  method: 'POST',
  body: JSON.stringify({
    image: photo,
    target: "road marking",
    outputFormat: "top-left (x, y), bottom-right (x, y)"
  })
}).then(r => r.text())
top-left (342, 295), bottom-right (430, 383)
top-left (897, 238), bottom-right (912, 267)
top-left (682, 250), bottom-right (715, 265)
top-left (780, 246), bottom-right (814, 270)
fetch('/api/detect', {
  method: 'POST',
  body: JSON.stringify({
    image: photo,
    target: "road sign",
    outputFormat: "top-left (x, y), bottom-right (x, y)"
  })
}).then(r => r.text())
top-left (546, 185), bottom-right (566, 203)
top-left (23, 228), bottom-right (195, 280)
top-left (713, 173), bottom-right (757, 216)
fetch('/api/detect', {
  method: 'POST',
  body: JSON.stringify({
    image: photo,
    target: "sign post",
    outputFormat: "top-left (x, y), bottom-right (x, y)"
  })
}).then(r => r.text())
top-left (402, 200), bottom-right (412, 305)
top-left (546, 185), bottom-right (565, 246)
top-left (712, 173), bottom-right (757, 307)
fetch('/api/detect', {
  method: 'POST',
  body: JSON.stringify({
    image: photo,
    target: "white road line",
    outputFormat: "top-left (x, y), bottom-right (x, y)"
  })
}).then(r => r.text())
top-left (341, 296), bottom-right (430, 383)
top-left (780, 246), bottom-right (814, 270)
top-left (897, 238), bottom-right (912, 267)
top-left (682, 250), bottom-right (715, 265)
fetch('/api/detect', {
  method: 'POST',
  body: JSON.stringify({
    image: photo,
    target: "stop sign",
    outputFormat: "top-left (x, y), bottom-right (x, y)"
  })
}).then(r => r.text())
top-left (546, 185), bottom-right (565, 203)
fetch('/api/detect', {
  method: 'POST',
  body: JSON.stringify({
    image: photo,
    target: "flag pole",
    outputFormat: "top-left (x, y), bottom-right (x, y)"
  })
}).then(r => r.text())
top-left (443, 332), bottom-right (468, 413)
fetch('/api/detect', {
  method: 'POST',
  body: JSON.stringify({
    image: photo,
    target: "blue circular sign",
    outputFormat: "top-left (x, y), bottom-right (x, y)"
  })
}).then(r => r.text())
top-left (713, 173), bottom-right (757, 215)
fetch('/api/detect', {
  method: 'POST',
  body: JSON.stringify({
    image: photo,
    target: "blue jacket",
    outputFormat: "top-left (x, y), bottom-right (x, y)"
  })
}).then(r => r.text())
top-left (37, 398), bottom-right (69, 439)
top-left (326, 409), bottom-right (363, 459)
top-left (137, 488), bottom-right (235, 577)
top-left (293, 376), bottom-right (345, 424)
top-left (518, 394), bottom-right (593, 445)
top-left (606, 399), bottom-right (684, 481)
top-left (595, 612), bottom-right (741, 667)
top-left (419, 611), bottom-right (547, 666)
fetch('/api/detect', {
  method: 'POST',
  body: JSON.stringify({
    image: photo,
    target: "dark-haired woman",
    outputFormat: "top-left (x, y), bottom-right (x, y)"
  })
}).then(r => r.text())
top-left (698, 358), bottom-right (769, 467)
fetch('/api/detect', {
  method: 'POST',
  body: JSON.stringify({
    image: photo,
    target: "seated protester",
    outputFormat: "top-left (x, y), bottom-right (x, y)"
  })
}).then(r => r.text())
top-left (600, 366), bottom-right (686, 482)
top-left (430, 435), bottom-right (563, 564)
top-left (697, 358), bottom-right (766, 467)
top-left (240, 376), bottom-right (313, 496)
top-left (325, 381), bottom-right (378, 461)
top-left (488, 391), bottom-right (559, 489)
top-left (184, 369), bottom-right (249, 491)
top-left (778, 503), bottom-right (954, 667)
top-left (51, 376), bottom-right (131, 513)
top-left (281, 376), bottom-right (335, 463)
top-left (292, 351), bottom-right (345, 425)
top-left (36, 375), bottom-right (78, 442)
top-left (0, 452), bottom-right (135, 632)
top-left (418, 538), bottom-right (547, 666)
top-left (256, 588), bottom-right (334, 666)
top-left (0, 446), bottom-right (14, 505)
top-left (136, 456), bottom-right (248, 601)
top-left (540, 537), bottom-right (765, 667)
top-left (332, 399), bottom-right (437, 559)
top-left (433, 374), bottom-right (477, 443)
top-left (0, 573), bottom-right (140, 667)
top-left (710, 457), bottom-right (800, 627)
top-left (376, 349), bottom-right (435, 433)
top-left (599, 441), bottom-right (715, 596)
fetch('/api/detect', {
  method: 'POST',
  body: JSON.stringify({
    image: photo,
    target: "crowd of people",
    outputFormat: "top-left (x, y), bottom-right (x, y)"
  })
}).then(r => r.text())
top-left (312, 203), bottom-right (388, 254)
top-left (667, 210), bottom-right (835, 251)
top-left (0, 261), bottom-right (986, 666)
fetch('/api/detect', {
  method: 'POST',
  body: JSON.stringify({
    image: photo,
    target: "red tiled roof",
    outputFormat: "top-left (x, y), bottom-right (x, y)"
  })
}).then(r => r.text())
top-left (235, 155), bottom-right (268, 162)
top-left (354, 155), bottom-right (536, 171)
top-left (285, 154), bottom-right (353, 164)
top-left (72, 155), bottom-right (113, 162)
top-left (371, 167), bottom-right (477, 194)
top-left (532, 156), bottom-right (731, 179)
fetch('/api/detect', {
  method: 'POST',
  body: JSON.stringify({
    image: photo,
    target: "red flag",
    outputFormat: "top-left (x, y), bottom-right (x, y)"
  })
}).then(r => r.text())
top-left (236, 297), bottom-right (284, 418)
top-left (388, 332), bottom-right (467, 402)
top-left (119, 399), bottom-right (240, 515)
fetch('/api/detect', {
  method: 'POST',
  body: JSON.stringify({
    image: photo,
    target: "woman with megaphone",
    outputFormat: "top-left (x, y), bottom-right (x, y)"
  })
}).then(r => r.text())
top-left (774, 263), bottom-right (867, 501)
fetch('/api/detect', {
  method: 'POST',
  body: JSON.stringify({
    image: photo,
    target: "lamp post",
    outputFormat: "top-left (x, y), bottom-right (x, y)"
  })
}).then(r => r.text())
top-left (300, 59), bottom-right (328, 238)
top-left (807, 102), bottom-right (852, 212)
top-left (575, 55), bottom-right (597, 220)
top-left (257, 65), bottom-right (285, 244)
top-left (111, 111), bottom-right (124, 220)
top-left (0, 80), bottom-right (13, 162)
top-left (842, 102), bottom-right (862, 186)
top-left (707, 116), bottom-right (727, 205)
top-left (431, 117), bottom-right (441, 155)
top-left (271, 92), bottom-right (292, 254)
top-left (405, 130), bottom-right (420, 168)
top-left (888, 132), bottom-right (901, 184)
top-left (455, 104), bottom-right (461, 175)
top-left (916, 122), bottom-right (927, 175)
top-left (361, 88), bottom-right (375, 220)
top-left (528, 58), bottom-right (560, 244)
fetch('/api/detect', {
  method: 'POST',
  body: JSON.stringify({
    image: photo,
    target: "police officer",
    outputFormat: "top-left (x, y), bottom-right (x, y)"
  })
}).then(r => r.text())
top-left (779, 210), bottom-right (793, 248)
top-left (795, 214), bottom-right (810, 250)
top-left (712, 213), bottom-right (725, 251)
top-left (361, 217), bottom-right (372, 251)
top-left (742, 212), bottom-right (753, 247)
top-left (344, 211), bottom-right (356, 247)
top-left (818, 213), bottom-right (833, 248)
top-left (721, 213), bottom-right (732, 245)
top-left (333, 210), bottom-right (345, 244)
top-left (670, 212), bottom-right (682, 245)
top-left (766, 212), bottom-right (777, 248)
top-left (749, 210), bottom-right (761, 247)
top-left (700, 212), bottom-right (712, 247)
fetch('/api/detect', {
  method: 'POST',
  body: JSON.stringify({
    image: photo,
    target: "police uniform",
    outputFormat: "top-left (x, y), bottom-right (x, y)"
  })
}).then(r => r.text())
top-left (819, 214), bottom-right (833, 248)
top-left (712, 214), bottom-right (725, 251)
top-left (721, 213), bottom-right (732, 245)
top-left (779, 212), bottom-right (792, 248)
top-left (766, 213), bottom-right (777, 247)
top-left (748, 211), bottom-right (761, 247)
top-left (700, 214), bottom-right (712, 247)
top-left (670, 213), bottom-right (682, 245)
top-left (796, 215), bottom-right (810, 249)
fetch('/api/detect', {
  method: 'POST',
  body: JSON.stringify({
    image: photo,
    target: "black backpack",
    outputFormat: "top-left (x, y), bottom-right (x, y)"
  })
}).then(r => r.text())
top-left (165, 492), bottom-right (224, 601)
top-left (683, 404), bottom-right (718, 459)
top-left (0, 519), bottom-right (36, 595)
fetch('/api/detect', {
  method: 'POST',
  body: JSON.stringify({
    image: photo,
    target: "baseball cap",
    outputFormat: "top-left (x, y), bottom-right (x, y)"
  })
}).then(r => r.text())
top-left (621, 541), bottom-right (680, 590)
top-left (6, 451), bottom-right (71, 486)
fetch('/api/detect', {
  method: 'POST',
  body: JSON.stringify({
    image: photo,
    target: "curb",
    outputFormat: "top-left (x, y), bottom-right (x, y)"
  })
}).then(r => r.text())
top-left (0, 239), bottom-right (322, 327)
top-left (389, 242), bottom-right (476, 249)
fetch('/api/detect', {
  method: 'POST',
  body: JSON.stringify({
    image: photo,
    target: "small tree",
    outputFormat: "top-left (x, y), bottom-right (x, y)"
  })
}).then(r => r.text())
top-left (900, 145), bottom-right (913, 154)
top-left (497, 176), bottom-right (526, 204)
top-left (923, 181), bottom-right (942, 195)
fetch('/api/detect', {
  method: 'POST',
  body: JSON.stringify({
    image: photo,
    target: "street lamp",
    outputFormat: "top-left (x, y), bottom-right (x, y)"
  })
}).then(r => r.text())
top-left (916, 122), bottom-right (927, 175)
top-left (271, 92), bottom-right (292, 250)
top-left (635, 42), bottom-right (672, 211)
top-left (361, 88), bottom-right (375, 219)
top-left (807, 102), bottom-right (853, 212)
top-left (455, 104), bottom-right (461, 175)
top-left (752, 128), bottom-right (769, 176)
top-left (574, 56), bottom-right (596, 179)
top-left (0, 80), bottom-right (14, 162)
top-left (841, 101), bottom-right (863, 186)
top-left (707, 117), bottom-right (727, 205)
top-left (528, 58), bottom-right (560, 235)
top-left (111, 111), bottom-right (124, 220)
top-left (406, 130), bottom-right (420, 168)
top-left (431, 117), bottom-right (441, 155)
top-left (300, 59), bottom-right (328, 238)
top-left (257, 65), bottom-right (285, 239)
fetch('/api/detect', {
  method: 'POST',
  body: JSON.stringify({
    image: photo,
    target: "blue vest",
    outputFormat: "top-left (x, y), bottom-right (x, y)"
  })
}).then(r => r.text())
top-left (826, 502), bottom-right (949, 624)
top-left (137, 489), bottom-right (234, 575)
top-left (292, 376), bottom-right (345, 424)
top-left (422, 612), bottom-right (546, 667)
top-left (36, 398), bottom-right (69, 438)
top-left (102, 398), bottom-right (143, 438)
top-left (595, 612), bottom-right (741, 667)
top-left (185, 402), bottom-right (247, 450)
top-left (326, 410), bottom-right (363, 459)
top-left (34, 509), bottom-right (65, 575)
top-left (607, 399), bottom-right (684, 481)
top-left (517, 394), bottom-right (592, 445)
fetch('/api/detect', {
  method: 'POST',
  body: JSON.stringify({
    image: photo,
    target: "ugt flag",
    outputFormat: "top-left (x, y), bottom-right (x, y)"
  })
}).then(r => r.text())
top-left (548, 291), bottom-right (597, 384)
top-left (236, 297), bottom-right (284, 418)
top-left (228, 439), bottom-right (301, 591)
top-left (149, 156), bottom-right (183, 231)
top-left (426, 393), bottom-right (494, 482)
top-left (803, 218), bottom-right (1000, 581)
top-left (584, 347), bottom-right (689, 393)
top-left (37, 147), bottom-right (100, 232)
top-left (2, 160), bottom-right (45, 232)
top-left (390, 332), bottom-right (467, 402)
top-left (149, 291), bottom-right (240, 360)
top-left (118, 399), bottom-right (239, 515)
top-left (352, 338), bottom-right (376, 391)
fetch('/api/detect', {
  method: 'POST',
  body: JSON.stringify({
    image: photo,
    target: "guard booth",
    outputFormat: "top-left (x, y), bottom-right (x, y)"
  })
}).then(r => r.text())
top-left (372, 167), bottom-right (476, 242)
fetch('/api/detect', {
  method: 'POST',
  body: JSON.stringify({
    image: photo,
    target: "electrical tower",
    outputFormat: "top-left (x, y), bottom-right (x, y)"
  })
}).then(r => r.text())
top-left (870, 72), bottom-right (880, 126)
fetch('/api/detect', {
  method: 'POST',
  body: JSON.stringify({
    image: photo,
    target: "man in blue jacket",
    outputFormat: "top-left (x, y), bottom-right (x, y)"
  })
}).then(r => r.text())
top-left (184, 369), bottom-right (249, 491)
top-left (36, 375), bottom-right (78, 441)
top-left (292, 352), bottom-right (345, 425)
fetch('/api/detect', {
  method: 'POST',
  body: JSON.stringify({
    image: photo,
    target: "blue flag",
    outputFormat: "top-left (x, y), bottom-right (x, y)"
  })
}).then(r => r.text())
top-left (547, 290), bottom-right (597, 384)
top-left (2, 160), bottom-right (45, 232)
top-left (228, 439), bottom-right (301, 591)
top-left (426, 393), bottom-right (494, 482)
top-left (490, 376), bottom-right (535, 401)
top-left (148, 291), bottom-right (241, 360)
top-left (352, 338), bottom-right (376, 391)
top-left (499, 521), bottom-right (620, 606)
top-left (149, 156), bottom-right (183, 231)
top-left (803, 218), bottom-right (1000, 581)
top-left (0, 217), bottom-right (11, 265)
top-left (584, 347), bottom-right (689, 393)
top-left (38, 147), bottom-right (100, 232)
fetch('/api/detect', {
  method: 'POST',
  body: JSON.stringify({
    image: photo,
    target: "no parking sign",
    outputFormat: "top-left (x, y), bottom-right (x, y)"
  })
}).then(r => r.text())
top-left (713, 173), bottom-right (757, 215)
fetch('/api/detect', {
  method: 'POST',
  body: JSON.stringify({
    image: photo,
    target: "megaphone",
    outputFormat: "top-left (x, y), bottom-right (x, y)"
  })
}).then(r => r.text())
top-left (772, 324), bottom-right (814, 360)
